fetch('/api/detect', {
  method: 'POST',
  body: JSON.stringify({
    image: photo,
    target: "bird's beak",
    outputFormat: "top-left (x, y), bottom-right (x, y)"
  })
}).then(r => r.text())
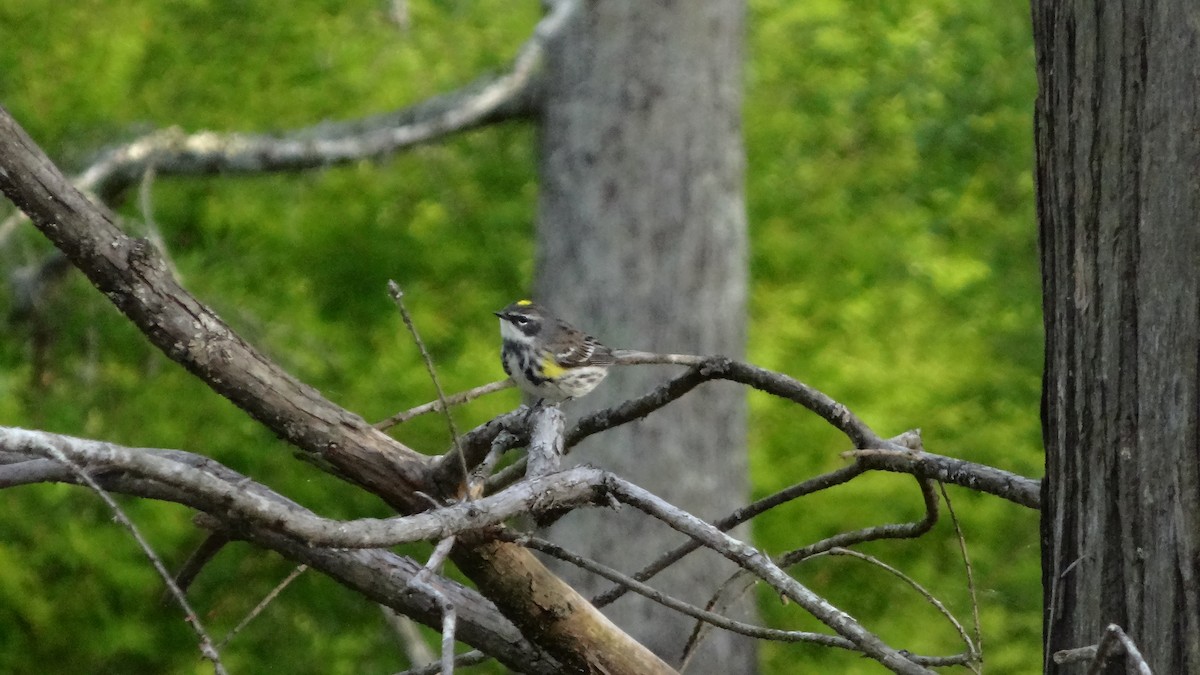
top-left (493, 311), bottom-right (504, 318)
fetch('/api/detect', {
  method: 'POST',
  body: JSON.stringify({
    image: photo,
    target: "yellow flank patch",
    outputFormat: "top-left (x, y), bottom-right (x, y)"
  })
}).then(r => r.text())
top-left (516, 299), bottom-right (533, 306)
top-left (540, 358), bottom-right (565, 378)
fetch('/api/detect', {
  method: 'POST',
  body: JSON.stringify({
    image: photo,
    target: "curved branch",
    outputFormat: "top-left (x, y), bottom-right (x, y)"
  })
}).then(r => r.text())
top-left (433, 354), bottom-right (882, 491)
top-left (73, 1), bottom-right (580, 206)
top-left (846, 448), bottom-right (1040, 509)
top-left (818, 548), bottom-right (977, 660)
top-left (0, 427), bottom-right (608, 549)
top-left (578, 356), bottom-right (883, 448)
top-left (779, 476), bottom-right (940, 566)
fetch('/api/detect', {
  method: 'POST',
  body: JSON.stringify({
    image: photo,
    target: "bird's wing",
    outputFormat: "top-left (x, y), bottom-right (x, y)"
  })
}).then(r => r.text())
top-left (555, 326), bottom-right (615, 367)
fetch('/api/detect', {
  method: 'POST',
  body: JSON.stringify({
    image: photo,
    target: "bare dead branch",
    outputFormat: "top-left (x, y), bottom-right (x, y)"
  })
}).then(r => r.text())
top-left (604, 475), bottom-right (936, 675)
top-left (677, 475), bottom-right (940, 668)
top-left (594, 461), bottom-right (867, 608)
top-left (575, 356), bottom-right (884, 448)
top-left (0, 427), bottom-right (610, 549)
top-left (940, 482), bottom-right (983, 671)
top-left (435, 355), bottom-right (884, 493)
top-left (779, 476), bottom-right (939, 567)
top-left (0, 456), bottom-right (70, 486)
top-left (846, 447), bottom-right (1040, 509)
top-left (430, 409), bottom-right (530, 495)
top-left (1052, 624), bottom-right (1153, 675)
top-left (610, 349), bottom-right (706, 366)
top-left (1052, 645), bottom-right (1099, 664)
top-left (51, 0), bottom-right (578, 208)
top-left (510, 533), bottom-right (849, 648)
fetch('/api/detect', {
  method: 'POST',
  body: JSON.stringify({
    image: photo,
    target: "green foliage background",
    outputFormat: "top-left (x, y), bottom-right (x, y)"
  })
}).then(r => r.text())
top-left (0, 1), bottom-right (1041, 672)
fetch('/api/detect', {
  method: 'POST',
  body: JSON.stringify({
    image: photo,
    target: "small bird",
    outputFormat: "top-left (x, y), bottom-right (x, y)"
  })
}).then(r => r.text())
top-left (495, 300), bottom-right (615, 404)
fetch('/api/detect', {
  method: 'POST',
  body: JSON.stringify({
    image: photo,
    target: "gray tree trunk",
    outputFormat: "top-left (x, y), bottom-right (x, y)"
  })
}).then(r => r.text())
top-left (1033, 2), bottom-right (1200, 673)
top-left (535, 1), bottom-right (754, 672)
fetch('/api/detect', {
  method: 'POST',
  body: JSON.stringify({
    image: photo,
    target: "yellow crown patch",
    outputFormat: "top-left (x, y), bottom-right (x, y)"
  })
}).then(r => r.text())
top-left (516, 299), bottom-right (533, 306)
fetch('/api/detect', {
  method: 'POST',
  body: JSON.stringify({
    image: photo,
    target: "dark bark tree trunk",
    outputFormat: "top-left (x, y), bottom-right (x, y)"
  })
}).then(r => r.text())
top-left (535, 1), bottom-right (754, 672)
top-left (1033, 2), bottom-right (1200, 673)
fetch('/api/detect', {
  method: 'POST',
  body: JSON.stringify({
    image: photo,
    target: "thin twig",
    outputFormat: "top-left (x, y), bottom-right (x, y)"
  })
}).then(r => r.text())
top-left (939, 482), bottom-right (982, 671)
top-left (162, 532), bottom-right (231, 603)
top-left (388, 281), bottom-right (469, 498)
top-left (382, 606), bottom-right (437, 667)
top-left (680, 475), bottom-right (939, 667)
top-left (39, 444), bottom-right (228, 675)
top-left (217, 564), bottom-right (309, 649)
top-left (816, 547), bottom-right (976, 659)
top-left (610, 349), bottom-right (705, 366)
top-left (678, 574), bottom-right (757, 671)
top-left (464, 431), bottom-right (514, 501)
top-left (137, 164), bottom-right (180, 281)
top-left (394, 650), bottom-right (491, 675)
top-left (375, 380), bottom-right (513, 430)
top-left (778, 476), bottom-right (939, 567)
top-left (407, 537), bottom-right (459, 675)
top-left (377, 347), bottom-right (702, 430)
top-left (605, 475), bottom-right (936, 674)
top-left (592, 462), bottom-right (868, 607)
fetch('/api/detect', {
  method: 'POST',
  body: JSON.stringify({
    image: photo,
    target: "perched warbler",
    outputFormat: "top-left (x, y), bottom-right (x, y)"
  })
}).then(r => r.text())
top-left (495, 300), bottom-right (615, 404)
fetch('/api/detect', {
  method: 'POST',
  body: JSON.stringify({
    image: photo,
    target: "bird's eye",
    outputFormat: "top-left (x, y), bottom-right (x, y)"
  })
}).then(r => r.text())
top-left (512, 316), bottom-right (529, 326)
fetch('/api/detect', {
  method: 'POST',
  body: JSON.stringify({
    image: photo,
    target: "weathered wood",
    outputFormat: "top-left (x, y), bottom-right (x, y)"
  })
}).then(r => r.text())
top-left (1033, 2), bottom-right (1200, 672)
